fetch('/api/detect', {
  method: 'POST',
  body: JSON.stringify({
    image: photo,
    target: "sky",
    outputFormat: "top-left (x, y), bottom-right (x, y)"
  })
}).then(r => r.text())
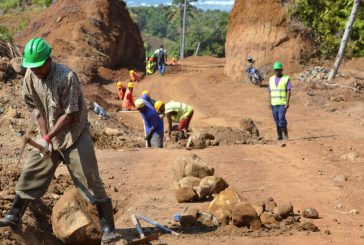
top-left (125, 0), bottom-right (235, 12)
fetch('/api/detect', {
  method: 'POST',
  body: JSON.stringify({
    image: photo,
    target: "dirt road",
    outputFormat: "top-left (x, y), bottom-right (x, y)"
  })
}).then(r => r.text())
top-left (92, 57), bottom-right (364, 244)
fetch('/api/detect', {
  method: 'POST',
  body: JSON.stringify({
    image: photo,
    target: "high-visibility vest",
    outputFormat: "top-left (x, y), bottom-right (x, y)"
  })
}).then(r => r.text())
top-left (117, 88), bottom-right (125, 100)
top-left (122, 89), bottom-right (135, 110)
top-left (165, 101), bottom-right (193, 123)
top-left (269, 75), bottom-right (289, 106)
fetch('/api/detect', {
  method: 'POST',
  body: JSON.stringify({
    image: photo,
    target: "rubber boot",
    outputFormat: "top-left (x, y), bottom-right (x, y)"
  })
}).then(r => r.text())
top-left (282, 126), bottom-right (289, 140)
top-left (276, 127), bottom-right (283, 141)
top-left (96, 198), bottom-right (119, 244)
top-left (0, 195), bottom-right (29, 229)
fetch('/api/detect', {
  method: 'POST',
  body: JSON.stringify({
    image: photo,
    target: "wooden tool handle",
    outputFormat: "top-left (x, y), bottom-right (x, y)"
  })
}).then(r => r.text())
top-left (131, 215), bottom-right (145, 239)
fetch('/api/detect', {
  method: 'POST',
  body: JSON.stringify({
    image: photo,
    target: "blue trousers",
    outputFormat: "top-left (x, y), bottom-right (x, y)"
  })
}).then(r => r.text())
top-left (272, 105), bottom-right (287, 127)
top-left (158, 63), bottom-right (166, 75)
top-left (148, 132), bottom-right (164, 148)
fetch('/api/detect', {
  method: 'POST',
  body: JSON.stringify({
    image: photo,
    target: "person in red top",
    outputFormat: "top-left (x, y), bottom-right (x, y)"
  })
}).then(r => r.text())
top-left (122, 82), bottom-right (135, 111)
top-left (116, 81), bottom-right (126, 100)
top-left (129, 70), bottom-right (140, 83)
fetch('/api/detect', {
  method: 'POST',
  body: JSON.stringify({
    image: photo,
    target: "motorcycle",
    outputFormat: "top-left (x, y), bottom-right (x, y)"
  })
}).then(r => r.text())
top-left (245, 58), bottom-right (264, 86)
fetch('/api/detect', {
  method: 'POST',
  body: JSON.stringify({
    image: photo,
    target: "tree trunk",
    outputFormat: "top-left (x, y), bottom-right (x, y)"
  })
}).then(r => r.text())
top-left (181, 0), bottom-right (187, 59)
top-left (328, 0), bottom-right (360, 81)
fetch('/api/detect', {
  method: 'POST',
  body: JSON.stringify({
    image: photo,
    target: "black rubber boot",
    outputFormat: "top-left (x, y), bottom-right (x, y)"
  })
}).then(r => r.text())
top-left (276, 127), bottom-right (283, 140)
top-left (282, 126), bottom-right (289, 140)
top-left (0, 195), bottom-right (29, 229)
top-left (96, 198), bottom-right (119, 244)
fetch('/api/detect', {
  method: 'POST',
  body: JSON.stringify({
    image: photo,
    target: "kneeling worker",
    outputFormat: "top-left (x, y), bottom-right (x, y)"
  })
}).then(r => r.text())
top-left (135, 99), bottom-right (164, 148)
top-left (154, 100), bottom-right (193, 141)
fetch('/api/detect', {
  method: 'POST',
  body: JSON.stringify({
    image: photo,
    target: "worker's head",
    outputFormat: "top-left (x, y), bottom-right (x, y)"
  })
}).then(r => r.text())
top-left (160, 45), bottom-right (164, 49)
top-left (23, 37), bottom-right (53, 79)
top-left (154, 100), bottom-right (165, 114)
top-left (135, 99), bottom-right (146, 112)
top-left (130, 70), bottom-right (135, 75)
top-left (142, 90), bottom-right (150, 97)
top-left (127, 82), bottom-right (134, 91)
top-left (247, 56), bottom-right (254, 63)
top-left (273, 61), bottom-right (283, 77)
top-left (172, 57), bottom-right (176, 62)
top-left (116, 81), bottom-right (124, 88)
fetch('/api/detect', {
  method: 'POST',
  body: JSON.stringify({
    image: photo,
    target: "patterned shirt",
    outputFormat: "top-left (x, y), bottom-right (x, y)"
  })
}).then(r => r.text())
top-left (23, 61), bottom-right (89, 151)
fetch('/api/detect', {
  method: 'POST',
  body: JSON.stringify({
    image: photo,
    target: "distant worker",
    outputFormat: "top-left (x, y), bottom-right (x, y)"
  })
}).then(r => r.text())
top-left (140, 90), bottom-right (156, 107)
top-left (155, 100), bottom-right (193, 141)
top-left (268, 61), bottom-right (292, 141)
top-left (154, 45), bottom-right (167, 76)
top-left (122, 82), bottom-right (135, 111)
top-left (135, 99), bottom-right (164, 148)
top-left (146, 57), bottom-right (156, 75)
top-left (116, 81), bottom-right (126, 100)
top-left (171, 57), bottom-right (177, 66)
top-left (129, 70), bottom-right (140, 83)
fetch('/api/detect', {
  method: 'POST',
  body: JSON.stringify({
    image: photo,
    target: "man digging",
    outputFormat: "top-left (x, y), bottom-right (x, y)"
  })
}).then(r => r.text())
top-left (0, 38), bottom-right (120, 244)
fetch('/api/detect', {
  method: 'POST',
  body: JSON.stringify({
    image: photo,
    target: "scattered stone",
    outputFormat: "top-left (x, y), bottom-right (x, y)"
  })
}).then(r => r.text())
top-left (232, 203), bottom-right (261, 229)
top-left (264, 197), bottom-right (277, 213)
top-left (193, 176), bottom-right (228, 198)
top-left (51, 188), bottom-right (101, 244)
top-left (333, 175), bottom-right (348, 187)
top-left (303, 208), bottom-right (319, 219)
top-left (252, 203), bottom-right (264, 217)
top-left (196, 211), bottom-right (219, 227)
top-left (172, 154), bottom-right (214, 182)
top-left (273, 202), bottom-right (294, 218)
top-left (104, 127), bottom-right (122, 136)
top-left (341, 152), bottom-right (359, 162)
top-left (175, 187), bottom-right (197, 203)
top-left (239, 118), bottom-right (260, 137)
top-left (177, 176), bottom-right (201, 189)
top-left (324, 229), bottom-right (331, 235)
top-left (301, 222), bottom-right (319, 232)
top-left (179, 208), bottom-right (199, 226)
top-left (349, 209), bottom-right (359, 215)
top-left (260, 212), bottom-right (277, 224)
top-left (284, 216), bottom-right (295, 225)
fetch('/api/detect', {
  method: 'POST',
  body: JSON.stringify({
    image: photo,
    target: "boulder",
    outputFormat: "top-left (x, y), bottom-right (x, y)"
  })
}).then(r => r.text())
top-left (273, 202), bottom-right (294, 218)
top-left (179, 208), bottom-right (199, 227)
top-left (232, 203), bottom-right (261, 229)
top-left (172, 154), bottom-right (214, 182)
top-left (239, 118), bottom-right (259, 137)
top-left (51, 188), bottom-right (101, 244)
top-left (260, 212), bottom-right (277, 224)
top-left (207, 187), bottom-right (246, 223)
top-left (196, 211), bottom-right (219, 227)
top-left (175, 187), bottom-right (197, 203)
top-left (193, 176), bottom-right (229, 198)
top-left (177, 176), bottom-right (201, 189)
top-left (302, 207), bottom-right (319, 219)
top-left (264, 197), bottom-right (277, 213)
top-left (252, 203), bottom-right (264, 217)
top-left (301, 221), bottom-right (319, 232)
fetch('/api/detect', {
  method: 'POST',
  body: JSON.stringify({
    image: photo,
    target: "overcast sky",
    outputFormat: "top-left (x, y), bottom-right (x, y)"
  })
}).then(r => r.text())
top-left (125, 0), bottom-right (235, 12)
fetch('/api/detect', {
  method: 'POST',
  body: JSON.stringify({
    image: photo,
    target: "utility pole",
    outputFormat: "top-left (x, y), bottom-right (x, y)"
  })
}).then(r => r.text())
top-left (181, 0), bottom-right (187, 59)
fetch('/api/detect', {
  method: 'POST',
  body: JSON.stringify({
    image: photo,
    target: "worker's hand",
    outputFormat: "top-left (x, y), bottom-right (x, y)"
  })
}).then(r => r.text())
top-left (37, 138), bottom-right (50, 155)
top-left (285, 103), bottom-right (290, 110)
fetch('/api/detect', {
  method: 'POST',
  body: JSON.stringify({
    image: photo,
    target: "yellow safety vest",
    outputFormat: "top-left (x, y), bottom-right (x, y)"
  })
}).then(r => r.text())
top-left (269, 75), bottom-right (289, 106)
top-left (165, 101), bottom-right (193, 122)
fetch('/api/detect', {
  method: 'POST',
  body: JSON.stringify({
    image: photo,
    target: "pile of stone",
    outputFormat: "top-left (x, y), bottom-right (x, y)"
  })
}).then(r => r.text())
top-left (172, 153), bottom-right (229, 203)
top-left (0, 39), bottom-right (24, 83)
top-left (296, 66), bottom-right (330, 83)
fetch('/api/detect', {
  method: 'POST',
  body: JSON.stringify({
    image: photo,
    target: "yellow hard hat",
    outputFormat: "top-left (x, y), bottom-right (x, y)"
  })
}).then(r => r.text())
top-left (142, 90), bottom-right (150, 96)
top-left (128, 82), bottom-right (134, 88)
top-left (130, 70), bottom-right (134, 74)
top-left (154, 100), bottom-right (164, 112)
top-left (116, 81), bottom-right (123, 88)
top-left (135, 99), bottom-right (146, 109)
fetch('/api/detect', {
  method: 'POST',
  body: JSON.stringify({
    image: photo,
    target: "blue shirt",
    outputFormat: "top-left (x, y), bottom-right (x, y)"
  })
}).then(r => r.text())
top-left (140, 100), bottom-right (164, 135)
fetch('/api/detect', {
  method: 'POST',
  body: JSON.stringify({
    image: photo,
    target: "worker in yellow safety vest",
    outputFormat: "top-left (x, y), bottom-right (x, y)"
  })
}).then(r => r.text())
top-left (268, 61), bottom-right (292, 141)
top-left (154, 100), bottom-right (193, 141)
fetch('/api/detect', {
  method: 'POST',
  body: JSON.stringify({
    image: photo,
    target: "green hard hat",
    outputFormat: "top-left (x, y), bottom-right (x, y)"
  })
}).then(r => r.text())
top-left (22, 37), bottom-right (52, 68)
top-left (273, 61), bottom-right (283, 70)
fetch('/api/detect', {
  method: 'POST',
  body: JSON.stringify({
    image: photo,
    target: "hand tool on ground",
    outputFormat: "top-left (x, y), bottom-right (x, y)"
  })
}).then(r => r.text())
top-left (137, 215), bottom-right (180, 237)
top-left (131, 215), bottom-right (160, 245)
top-left (17, 110), bottom-right (44, 163)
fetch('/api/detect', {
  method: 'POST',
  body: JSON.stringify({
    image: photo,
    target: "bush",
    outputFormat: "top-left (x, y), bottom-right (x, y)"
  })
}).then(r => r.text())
top-left (0, 0), bottom-right (21, 11)
top-left (0, 25), bottom-right (13, 42)
top-left (32, 0), bottom-right (52, 7)
top-left (291, 0), bottom-right (364, 57)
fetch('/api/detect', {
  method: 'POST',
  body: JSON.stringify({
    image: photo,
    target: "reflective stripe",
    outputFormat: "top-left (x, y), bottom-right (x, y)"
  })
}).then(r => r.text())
top-left (269, 75), bottom-right (289, 106)
top-left (165, 101), bottom-right (193, 122)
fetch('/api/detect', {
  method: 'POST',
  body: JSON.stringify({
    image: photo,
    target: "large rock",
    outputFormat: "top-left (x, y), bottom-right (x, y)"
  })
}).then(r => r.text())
top-left (175, 187), bottom-right (197, 203)
top-left (302, 207), bottom-right (319, 219)
top-left (239, 118), bottom-right (259, 137)
top-left (207, 187), bottom-right (246, 224)
top-left (224, 0), bottom-right (313, 81)
top-left (264, 197), bottom-right (277, 213)
top-left (179, 208), bottom-right (199, 227)
top-left (186, 132), bottom-right (215, 149)
top-left (232, 203), bottom-right (261, 229)
top-left (172, 154), bottom-right (214, 182)
top-left (193, 176), bottom-right (229, 198)
top-left (16, 0), bottom-right (145, 83)
top-left (260, 212), bottom-right (278, 224)
top-left (177, 176), bottom-right (201, 189)
top-left (51, 188), bottom-right (101, 244)
top-left (273, 202), bottom-right (294, 218)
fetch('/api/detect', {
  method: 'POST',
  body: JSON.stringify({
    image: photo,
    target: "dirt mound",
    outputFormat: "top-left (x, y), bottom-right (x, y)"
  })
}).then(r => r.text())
top-left (224, 0), bottom-right (313, 81)
top-left (16, 0), bottom-right (145, 83)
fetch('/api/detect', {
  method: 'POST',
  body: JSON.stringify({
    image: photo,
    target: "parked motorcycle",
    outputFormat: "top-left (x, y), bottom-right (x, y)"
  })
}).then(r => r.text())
top-left (245, 57), bottom-right (264, 86)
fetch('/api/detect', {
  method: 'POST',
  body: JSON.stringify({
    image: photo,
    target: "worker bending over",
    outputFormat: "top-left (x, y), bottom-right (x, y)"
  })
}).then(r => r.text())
top-left (140, 90), bottom-right (156, 107)
top-left (155, 100), bottom-right (193, 141)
